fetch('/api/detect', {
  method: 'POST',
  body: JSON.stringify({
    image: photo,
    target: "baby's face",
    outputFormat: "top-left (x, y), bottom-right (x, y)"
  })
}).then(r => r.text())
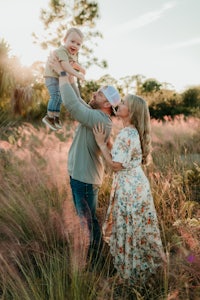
top-left (64, 31), bottom-right (83, 55)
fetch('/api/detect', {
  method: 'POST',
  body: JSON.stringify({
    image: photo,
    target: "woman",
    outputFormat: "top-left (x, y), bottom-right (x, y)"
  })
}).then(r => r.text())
top-left (93, 94), bottom-right (165, 284)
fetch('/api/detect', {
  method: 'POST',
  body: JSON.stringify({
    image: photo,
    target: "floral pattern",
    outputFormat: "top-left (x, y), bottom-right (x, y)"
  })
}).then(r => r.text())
top-left (102, 127), bottom-right (164, 283)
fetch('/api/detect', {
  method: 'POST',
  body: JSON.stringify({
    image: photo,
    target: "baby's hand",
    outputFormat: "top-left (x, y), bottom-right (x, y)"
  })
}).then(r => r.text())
top-left (78, 73), bottom-right (85, 81)
top-left (72, 61), bottom-right (86, 75)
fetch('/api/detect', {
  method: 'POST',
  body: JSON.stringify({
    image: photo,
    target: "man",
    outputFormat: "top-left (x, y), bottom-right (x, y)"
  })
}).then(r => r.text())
top-left (49, 56), bottom-right (121, 258)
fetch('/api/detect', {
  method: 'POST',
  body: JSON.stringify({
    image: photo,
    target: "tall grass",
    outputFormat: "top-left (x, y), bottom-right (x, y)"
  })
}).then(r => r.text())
top-left (0, 116), bottom-right (199, 299)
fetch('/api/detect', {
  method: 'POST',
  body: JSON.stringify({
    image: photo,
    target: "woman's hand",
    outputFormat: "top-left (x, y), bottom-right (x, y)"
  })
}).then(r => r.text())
top-left (93, 123), bottom-right (107, 147)
top-left (93, 123), bottom-right (124, 172)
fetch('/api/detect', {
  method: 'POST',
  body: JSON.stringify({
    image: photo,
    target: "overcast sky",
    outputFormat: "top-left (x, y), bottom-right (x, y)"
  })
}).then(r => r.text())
top-left (0, 0), bottom-right (200, 92)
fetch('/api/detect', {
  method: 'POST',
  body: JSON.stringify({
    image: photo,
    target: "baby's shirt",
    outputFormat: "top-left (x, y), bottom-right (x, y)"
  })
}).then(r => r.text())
top-left (44, 45), bottom-right (78, 78)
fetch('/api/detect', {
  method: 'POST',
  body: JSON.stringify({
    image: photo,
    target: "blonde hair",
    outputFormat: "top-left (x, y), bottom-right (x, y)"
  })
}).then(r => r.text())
top-left (126, 94), bottom-right (151, 165)
top-left (63, 27), bottom-right (84, 42)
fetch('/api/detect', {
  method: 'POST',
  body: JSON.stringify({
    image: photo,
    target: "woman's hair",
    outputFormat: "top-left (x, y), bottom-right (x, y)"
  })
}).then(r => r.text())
top-left (63, 27), bottom-right (84, 42)
top-left (126, 94), bottom-right (151, 165)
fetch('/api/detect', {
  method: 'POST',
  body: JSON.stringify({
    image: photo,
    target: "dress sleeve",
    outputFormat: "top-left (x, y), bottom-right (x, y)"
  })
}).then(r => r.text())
top-left (111, 129), bottom-right (133, 167)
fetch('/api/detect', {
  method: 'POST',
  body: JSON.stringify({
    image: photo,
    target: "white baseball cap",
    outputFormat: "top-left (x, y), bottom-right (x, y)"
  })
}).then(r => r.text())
top-left (100, 85), bottom-right (121, 108)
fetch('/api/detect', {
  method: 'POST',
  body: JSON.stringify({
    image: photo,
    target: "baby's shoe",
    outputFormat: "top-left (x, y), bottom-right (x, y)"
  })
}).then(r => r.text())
top-left (42, 115), bottom-right (57, 131)
top-left (54, 116), bottom-right (62, 129)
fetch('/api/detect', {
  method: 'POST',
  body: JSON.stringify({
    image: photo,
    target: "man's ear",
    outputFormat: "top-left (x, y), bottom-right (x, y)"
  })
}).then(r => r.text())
top-left (103, 101), bottom-right (111, 108)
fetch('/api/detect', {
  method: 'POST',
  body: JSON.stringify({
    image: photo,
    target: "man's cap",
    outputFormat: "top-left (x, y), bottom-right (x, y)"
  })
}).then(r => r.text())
top-left (100, 85), bottom-right (121, 108)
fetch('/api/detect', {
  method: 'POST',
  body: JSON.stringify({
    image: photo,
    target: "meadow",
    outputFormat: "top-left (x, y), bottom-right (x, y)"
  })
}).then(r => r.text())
top-left (0, 115), bottom-right (199, 300)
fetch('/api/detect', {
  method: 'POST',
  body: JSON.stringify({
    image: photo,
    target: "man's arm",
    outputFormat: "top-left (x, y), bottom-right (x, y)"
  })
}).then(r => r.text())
top-left (60, 82), bottom-right (110, 128)
top-left (68, 75), bottom-right (90, 108)
top-left (49, 55), bottom-right (111, 129)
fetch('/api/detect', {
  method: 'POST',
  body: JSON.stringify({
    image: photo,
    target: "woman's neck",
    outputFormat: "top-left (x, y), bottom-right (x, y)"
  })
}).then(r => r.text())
top-left (122, 119), bottom-right (133, 128)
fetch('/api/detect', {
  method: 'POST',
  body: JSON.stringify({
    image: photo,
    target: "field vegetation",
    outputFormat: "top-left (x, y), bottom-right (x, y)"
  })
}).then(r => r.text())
top-left (0, 115), bottom-right (199, 300)
top-left (0, 1), bottom-right (200, 297)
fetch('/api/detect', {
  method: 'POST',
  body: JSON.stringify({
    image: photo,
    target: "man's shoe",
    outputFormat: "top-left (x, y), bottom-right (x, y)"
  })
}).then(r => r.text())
top-left (54, 117), bottom-right (62, 129)
top-left (42, 115), bottom-right (57, 131)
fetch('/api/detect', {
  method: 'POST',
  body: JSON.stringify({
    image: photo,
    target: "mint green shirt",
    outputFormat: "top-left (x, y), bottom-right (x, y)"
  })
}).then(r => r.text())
top-left (60, 83), bottom-right (112, 185)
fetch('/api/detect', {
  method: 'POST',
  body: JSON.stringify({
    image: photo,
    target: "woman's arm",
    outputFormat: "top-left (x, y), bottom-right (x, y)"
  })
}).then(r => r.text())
top-left (93, 124), bottom-right (123, 172)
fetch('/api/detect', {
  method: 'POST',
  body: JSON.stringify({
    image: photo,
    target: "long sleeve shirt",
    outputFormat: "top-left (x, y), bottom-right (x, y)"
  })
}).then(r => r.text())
top-left (60, 83), bottom-right (112, 184)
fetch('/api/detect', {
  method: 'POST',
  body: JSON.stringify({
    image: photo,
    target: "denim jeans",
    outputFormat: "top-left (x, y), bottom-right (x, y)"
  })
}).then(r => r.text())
top-left (70, 177), bottom-right (102, 252)
top-left (45, 77), bottom-right (62, 113)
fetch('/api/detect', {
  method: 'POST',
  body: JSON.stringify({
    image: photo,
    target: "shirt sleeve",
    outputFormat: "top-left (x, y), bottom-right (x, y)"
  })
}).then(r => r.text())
top-left (55, 48), bottom-right (70, 62)
top-left (60, 82), bottom-right (112, 132)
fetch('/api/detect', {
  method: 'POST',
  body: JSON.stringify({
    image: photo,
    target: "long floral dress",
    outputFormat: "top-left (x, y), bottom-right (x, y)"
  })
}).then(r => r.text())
top-left (102, 127), bottom-right (164, 283)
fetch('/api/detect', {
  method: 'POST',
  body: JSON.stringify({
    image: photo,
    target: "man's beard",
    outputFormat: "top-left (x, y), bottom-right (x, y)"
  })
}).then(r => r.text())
top-left (88, 100), bottom-right (99, 109)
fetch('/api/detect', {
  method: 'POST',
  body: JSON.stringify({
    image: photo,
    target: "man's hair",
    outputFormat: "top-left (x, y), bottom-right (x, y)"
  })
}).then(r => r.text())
top-left (63, 27), bottom-right (84, 42)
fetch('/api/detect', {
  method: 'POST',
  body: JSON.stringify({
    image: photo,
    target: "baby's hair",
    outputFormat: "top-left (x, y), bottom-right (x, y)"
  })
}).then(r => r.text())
top-left (126, 94), bottom-right (151, 165)
top-left (63, 27), bottom-right (84, 42)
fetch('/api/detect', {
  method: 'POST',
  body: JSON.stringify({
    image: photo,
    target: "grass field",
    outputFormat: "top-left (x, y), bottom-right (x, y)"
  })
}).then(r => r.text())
top-left (0, 116), bottom-right (199, 299)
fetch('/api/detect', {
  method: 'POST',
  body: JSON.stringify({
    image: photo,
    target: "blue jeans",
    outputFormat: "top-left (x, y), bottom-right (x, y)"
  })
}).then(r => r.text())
top-left (70, 177), bottom-right (102, 252)
top-left (45, 77), bottom-right (62, 113)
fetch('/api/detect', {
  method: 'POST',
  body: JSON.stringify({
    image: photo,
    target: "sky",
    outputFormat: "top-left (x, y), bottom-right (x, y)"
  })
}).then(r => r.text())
top-left (0, 0), bottom-right (200, 92)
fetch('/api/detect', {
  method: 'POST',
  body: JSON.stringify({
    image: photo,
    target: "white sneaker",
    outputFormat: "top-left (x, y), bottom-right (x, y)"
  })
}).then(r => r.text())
top-left (42, 115), bottom-right (57, 130)
top-left (54, 117), bottom-right (62, 129)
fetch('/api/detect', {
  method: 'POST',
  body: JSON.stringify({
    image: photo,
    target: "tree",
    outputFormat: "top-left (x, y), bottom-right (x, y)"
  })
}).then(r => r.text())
top-left (149, 95), bottom-right (189, 121)
top-left (118, 74), bottom-right (145, 95)
top-left (0, 39), bottom-right (15, 99)
top-left (119, 75), bottom-right (136, 95)
top-left (80, 80), bottom-right (99, 102)
top-left (142, 78), bottom-right (162, 94)
top-left (32, 0), bottom-right (107, 70)
top-left (98, 74), bottom-right (118, 87)
top-left (182, 87), bottom-right (200, 108)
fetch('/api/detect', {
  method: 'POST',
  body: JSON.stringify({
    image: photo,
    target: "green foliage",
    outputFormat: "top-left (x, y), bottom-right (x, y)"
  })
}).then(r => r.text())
top-left (142, 78), bottom-right (162, 94)
top-left (80, 80), bottom-right (100, 102)
top-left (146, 86), bottom-right (200, 120)
top-left (73, 0), bottom-right (99, 26)
top-left (1, 34), bottom-right (200, 122)
top-left (0, 120), bottom-right (200, 300)
top-left (10, 82), bottom-right (49, 119)
top-left (33, 0), bottom-right (106, 70)
top-left (149, 97), bottom-right (187, 120)
top-left (182, 87), bottom-right (200, 108)
top-left (0, 39), bottom-right (15, 98)
top-left (98, 74), bottom-right (118, 87)
top-left (79, 77), bottom-right (123, 105)
top-left (0, 119), bottom-right (199, 299)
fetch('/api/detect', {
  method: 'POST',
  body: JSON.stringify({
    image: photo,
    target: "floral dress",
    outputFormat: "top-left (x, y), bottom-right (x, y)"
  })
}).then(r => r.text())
top-left (102, 127), bottom-right (164, 283)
